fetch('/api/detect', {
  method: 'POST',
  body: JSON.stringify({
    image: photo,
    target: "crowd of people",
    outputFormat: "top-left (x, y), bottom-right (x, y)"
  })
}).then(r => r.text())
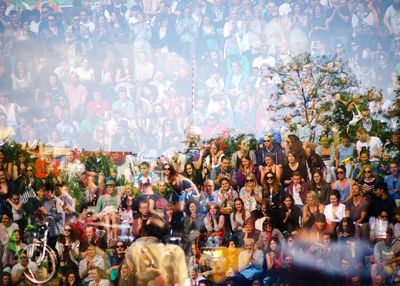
top-left (0, 0), bottom-right (399, 285)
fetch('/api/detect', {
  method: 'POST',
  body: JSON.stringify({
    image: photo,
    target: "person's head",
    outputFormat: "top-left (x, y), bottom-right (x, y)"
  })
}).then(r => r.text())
top-left (184, 161), bottom-right (195, 176)
top-left (340, 134), bottom-right (350, 147)
top-left (116, 241), bottom-right (126, 254)
top-left (66, 270), bottom-right (78, 285)
top-left (140, 161), bottom-right (150, 176)
top-left (186, 200), bottom-right (198, 215)
top-left (221, 156), bottom-right (231, 171)
top-left (1, 272), bottom-right (11, 286)
top-left (291, 171), bottom-right (301, 185)
top-left (350, 184), bottom-right (361, 197)
top-left (319, 135), bottom-right (330, 148)
top-left (312, 169), bottom-right (324, 184)
top-left (233, 198), bottom-right (244, 212)
top-left (220, 177), bottom-right (231, 191)
top-left (85, 225), bottom-right (95, 240)
top-left (306, 191), bottom-right (319, 205)
top-left (283, 194), bottom-right (294, 208)
top-left (283, 254), bottom-right (293, 269)
top-left (268, 237), bottom-right (280, 252)
top-left (243, 218), bottom-right (255, 233)
top-left (19, 250), bottom-right (29, 266)
top-left (203, 179), bottom-right (214, 195)
top-left (359, 149), bottom-right (370, 163)
top-left (244, 238), bottom-right (255, 251)
top-left (314, 213), bottom-right (326, 230)
top-left (105, 179), bottom-right (116, 194)
top-left (329, 189), bottom-right (341, 206)
top-left (384, 227), bottom-right (394, 245)
top-left (264, 154), bottom-right (274, 167)
top-left (208, 203), bottom-right (219, 215)
top-left (163, 163), bottom-right (176, 178)
top-left (1, 212), bottom-right (11, 226)
top-left (239, 138), bottom-right (250, 151)
top-left (375, 182), bottom-right (388, 198)
top-left (139, 200), bottom-right (150, 217)
top-left (361, 164), bottom-right (374, 179)
top-left (336, 165), bottom-right (346, 179)
top-left (264, 171), bottom-right (276, 185)
top-left (263, 134), bottom-right (273, 148)
top-left (240, 154), bottom-right (251, 168)
top-left (389, 162), bottom-right (399, 176)
top-left (245, 173), bottom-right (257, 187)
top-left (210, 142), bottom-right (220, 154)
top-left (356, 127), bottom-right (368, 142)
top-left (322, 232), bottom-right (331, 245)
top-left (287, 151), bottom-right (298, 164)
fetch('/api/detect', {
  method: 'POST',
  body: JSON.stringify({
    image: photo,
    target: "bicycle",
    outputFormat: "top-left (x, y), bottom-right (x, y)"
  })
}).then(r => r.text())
top-left (23, 217), bottom-right (58, 284)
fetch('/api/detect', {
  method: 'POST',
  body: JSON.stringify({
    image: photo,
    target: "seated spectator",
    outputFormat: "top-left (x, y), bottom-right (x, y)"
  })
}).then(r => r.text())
top-left (324, 189), bottom-right (346, 227)
top-left (78, 244), bottom-right (106, 286)
top-left (238, 238), bottom-right (264, 271)
top-left (286, 172), bottom-right (308, 210)
top-left (239, 174), bottom-right (263, 215)
top-left (203, 203), bottom-right (224, 247)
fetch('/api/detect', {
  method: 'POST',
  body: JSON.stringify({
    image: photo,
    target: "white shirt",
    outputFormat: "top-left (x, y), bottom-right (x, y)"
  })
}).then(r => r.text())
top-left (356, 136), bottom-right (382, 161)
top-left (324, 203), bottom-right (346, 223)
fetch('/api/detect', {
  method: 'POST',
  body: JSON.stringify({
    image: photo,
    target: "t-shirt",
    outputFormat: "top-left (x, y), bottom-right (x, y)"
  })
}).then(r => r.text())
top-left (345, 199), bottom-right (369, 222)
top-left (356, 137), bottom-right (382, 161)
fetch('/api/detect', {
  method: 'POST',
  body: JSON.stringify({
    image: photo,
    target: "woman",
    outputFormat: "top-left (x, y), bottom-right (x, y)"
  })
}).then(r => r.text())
top-left (12, 152), bottom-right (28, 181)
top-left (307, 151), bottom-right (331, 183)
top-left (309, 4), bottom-right (328, 43)
top-left (88, 267), bottom-right (109, 286)
top-left (281, 151), bottom-right (308, 187)
top-left (231, 138), bottom-right (257, 170)
top-left (217, 177), bottom-right (238, 213)
top-left (255, 218), bottom-right (284, 251)
top-left (183, 201), bottom-right (204, 257)
top-left (277, 194), bottom-right (301, 235)
top-left (352, 149), bottom-right (374, 180)
top-left (356, 164), bottom-right (380, 200)
top-left (335, 134), bottom-right (356, 178)
top-left (203, 203), bottom-right (225, 246)
top-left (2, 229), bottom-right (26, 271)
top-left (263, 237), bottom-right (283, 286)
top-left (261, 172), bottom-right (285, 209)
top-left (74, 57), bottom-right (95, 86)
top-left (115, 56), bottom-right (134, 90)
top-left (60, 270), bottom-right (80, 286)
top-left (302, 191), bottom-right (325, 229)
top-left (289, 3), bottom-right (309, 53)
top-left (230, 198), bottom-right (250, 243)
top-left (260, 154), bottom-right (282, 183)
top-left (309, 169), bottom-right (332, 205)
top-left (315, 135), bottom-right (336, 181)
top-left (285, 134), bottom-right (307, 165)
top-left (324, 189), bottom-right (346, 228)
top-left (119, 194), bottom-right (134, 239)
top-left (94, 180), bottom-right (121, 243)
top-left (163, 162), bottom-right (199, 209)
top-left (56, 226), bottom-right (80, 272)
top-left (202, 142), bottom-right (225, 173)
top-left (236, 153), bottom-right (260, 188)
top-left (239, 174), bottom-right (263, 215)
top-left (175, 7), bottom-right (197, 59)
top-left (0, 151), bottom-right (12, 181)
top-left (183, 161), bottom-right (204, 189)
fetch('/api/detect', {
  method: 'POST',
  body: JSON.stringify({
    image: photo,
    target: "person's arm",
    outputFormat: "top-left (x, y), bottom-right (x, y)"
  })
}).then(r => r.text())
top-left (11, 265), bottom-right (26, 285)
top-left (132, 217), bottom-right (142, 237)
top-left (356, 210), bottom-right (367, 224)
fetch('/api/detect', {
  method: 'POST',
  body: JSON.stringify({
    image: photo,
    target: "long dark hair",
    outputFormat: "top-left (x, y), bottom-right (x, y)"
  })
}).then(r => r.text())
top-left (310, 168), bottom-right (328, 191)
top-left (232, 198), bottom-right (246, 224)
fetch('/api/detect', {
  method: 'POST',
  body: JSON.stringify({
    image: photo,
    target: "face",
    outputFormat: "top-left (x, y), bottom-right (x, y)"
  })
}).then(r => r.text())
top-left (106, 184), bottom-right (115, 194)
top-left (185, 164), bottom-right (193, 175)
top-left (64, 226), bottom-right (72, 236)
top-left (234, 200), bottom-right (243, 210)
top-left (292, 176), bottom-right (301, 185)
top-left (139, 202), bottom-right (149, 216)
top-left (246, 177), bottom-right (255, 186)
top-left (315, 220), bottom-right (325, 230)
top-left (364, 168), bottom-right (372, 178)
top-left (283, 197), bottom-right (292, 208)
top-left (287, 153), bottom-right (295, 163)
top-left (189, 203), bottom-right (196, 213)
top-left (329, 195), bottom-right (338, 206)
top-left (336, 168), bottom-right (345, 178)
top-left (264, 157), bottom-right (273, 166)
top-left (140, 164), bottom-right (149, 176)
top-left (270, 240), bottom-right (277, 251)
top-left (306, 193), bottom-right (314, 204)
top-left (313, 172), bottom-right (322, 183)
top-left (221, 180), bottom-right (230, 191)
top-left (209, 204), bottom-right (217, 215)
top-left (241, 158), bottom-right (250, 168)
top-left (67, 273), bottom-right (76, 283)
top-left (264, 136), bottom-right (272, 147)
top-left (244, 240), bottom-right (254, 251)
top-left (320, 137), bottom-right (329, 147)
top-left (360, 153), bottom-right (369, 163)
top-left (85, 227), bottom-right (94, 239)
top-left (221, 159), bottom-right (230, 170)
top-left (163, 165), bottom-right (171, 176)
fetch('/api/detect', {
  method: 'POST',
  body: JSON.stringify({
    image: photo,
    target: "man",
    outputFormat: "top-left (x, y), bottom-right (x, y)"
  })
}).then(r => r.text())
top-left (354, 107), bottom-right (385, 138)
top-left (135, 161), bottom-right (158, 192)
top-left (132, 200), bottom-right (164, 240)
top-left (371, 228), bottom-right (400, 284)
top-left (199, 179), bottom-right (219, 211)
top-left (370, 182), bottom-right (396, 219)
top-left (107, 241), bottom-right (126, 283)
top-left (383, 0), bottom-right (400, 40)
top-left (287, 172), bottom-right (308, 210)
top-left (11, 251), bottom-right (37, 286)
top-left (78, 244), bottom-right (105, 285)
top-left (189, 264), bottom-right (206, 286)
top-left (256, 133), bottom-right (285, 166)
top-left (345, 184), bottom-right (369, 238)
top-left (238, 238), bottom-right (264, 271)
top-left (210, 157), bottom-right (237, 188)
top-left (331, 165), bottom-right (355, 204)
top-left (384, 162), bottom-right (400, 201)
top-left (383, 130), bottom-right (400, 162)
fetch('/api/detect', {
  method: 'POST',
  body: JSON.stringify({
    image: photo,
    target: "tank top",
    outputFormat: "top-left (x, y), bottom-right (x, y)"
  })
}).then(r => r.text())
top-left (338, 144), bottom-right (354, 163)
top-left (335, 179), bottom-right (351, 202)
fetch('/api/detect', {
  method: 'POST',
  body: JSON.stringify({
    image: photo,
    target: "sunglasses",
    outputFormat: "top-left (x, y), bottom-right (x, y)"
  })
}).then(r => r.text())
top-left (365, 170), bottom-right (371, 173)
top-left (337, 171), bottom-right (344, 174)
top-left (64, 229), bottom-right (71, 231)
top-left (164, 167), bottom-right (170, 171)
top-left (264, 140), bottom-right (271, 143)
top-left (27, 169), bottom-right (33, 172)
top-left (246, 179), bottom-right (254, 182)
top-left (266, 176), bottom-right (274, 179)
top-left (116, 245), bottom-right (124, 248)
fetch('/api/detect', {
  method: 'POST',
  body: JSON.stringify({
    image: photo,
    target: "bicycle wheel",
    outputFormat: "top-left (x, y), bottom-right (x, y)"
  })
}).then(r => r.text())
top-left (23, 243), bottom-right (57, 284)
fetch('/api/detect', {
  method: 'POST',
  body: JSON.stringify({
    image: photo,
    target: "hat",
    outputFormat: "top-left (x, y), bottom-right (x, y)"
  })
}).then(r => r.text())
top-left (106, 179), bottom-right (116, 185)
